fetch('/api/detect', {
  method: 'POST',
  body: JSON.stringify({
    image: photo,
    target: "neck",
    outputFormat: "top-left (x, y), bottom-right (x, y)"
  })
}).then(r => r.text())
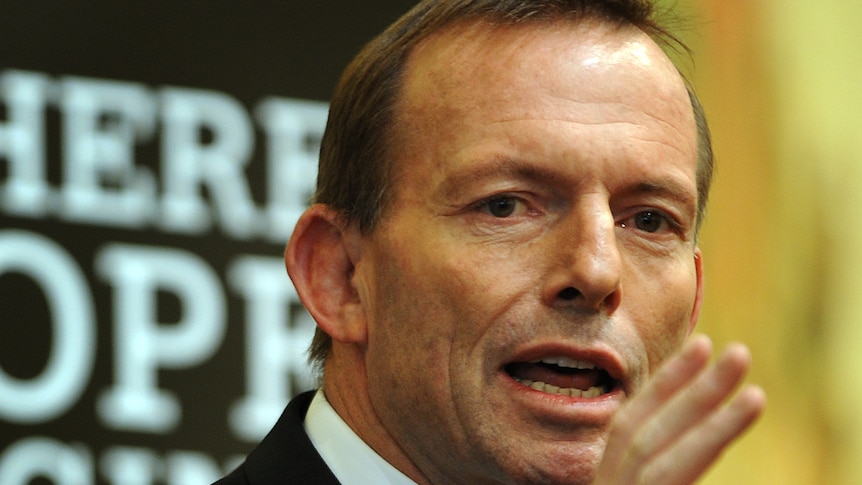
top-left (322, 344), bottom-right (430, 484)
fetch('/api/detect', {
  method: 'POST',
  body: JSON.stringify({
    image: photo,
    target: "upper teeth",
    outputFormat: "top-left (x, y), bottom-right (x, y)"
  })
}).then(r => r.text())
top-left (531, 356), bottom-right (596, 369)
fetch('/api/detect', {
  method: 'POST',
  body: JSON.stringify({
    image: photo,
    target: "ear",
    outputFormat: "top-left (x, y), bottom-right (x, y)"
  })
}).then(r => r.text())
top-left (285, 204), bottom-right (367, 345)
top-left (687, 247), bottom-right (705, 335)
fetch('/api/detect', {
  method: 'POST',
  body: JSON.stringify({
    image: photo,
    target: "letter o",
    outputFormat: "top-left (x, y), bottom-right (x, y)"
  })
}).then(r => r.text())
top-left (0, 230), bottom-right (96, 423)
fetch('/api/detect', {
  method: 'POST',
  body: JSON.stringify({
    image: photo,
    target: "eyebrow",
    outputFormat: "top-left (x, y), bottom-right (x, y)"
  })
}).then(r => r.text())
top-left (625, 180), bottom-right (698, 218)
top-left (434, 157), bottom-right (568, 201)
top-left (433, 156), bottom-right (697, 218)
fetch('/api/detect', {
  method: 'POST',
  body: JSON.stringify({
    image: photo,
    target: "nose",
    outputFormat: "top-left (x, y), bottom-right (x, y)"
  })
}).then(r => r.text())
top-left (542, 201), bottom-right (622, 313)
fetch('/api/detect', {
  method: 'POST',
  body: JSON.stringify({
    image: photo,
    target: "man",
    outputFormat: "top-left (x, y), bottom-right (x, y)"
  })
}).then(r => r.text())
top-left (218, 0), bottom-right (765, 483)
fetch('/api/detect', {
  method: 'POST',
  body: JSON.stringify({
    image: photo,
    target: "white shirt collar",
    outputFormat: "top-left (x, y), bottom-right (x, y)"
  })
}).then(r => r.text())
top-left (304, 389), bottom-right (417, 485)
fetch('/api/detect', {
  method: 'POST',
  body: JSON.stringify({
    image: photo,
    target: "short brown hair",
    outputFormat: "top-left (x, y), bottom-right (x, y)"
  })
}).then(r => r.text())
top-left (308, 0), bottom-right (713, 373)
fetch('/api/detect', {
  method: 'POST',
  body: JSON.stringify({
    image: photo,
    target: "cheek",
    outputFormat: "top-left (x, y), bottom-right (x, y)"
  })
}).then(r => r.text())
top-left (361, 250), bottom-right (450, 408)
top-left (361, 235), bottom-right (461, 363)
top-left (377, 226), bottom-right (521, 310)
top-left (631, 258), bottom-right (699, 370)
top-left (363, 231), bottom-right (531, 372)
top-left (360, 236), bottom-right (484, 431)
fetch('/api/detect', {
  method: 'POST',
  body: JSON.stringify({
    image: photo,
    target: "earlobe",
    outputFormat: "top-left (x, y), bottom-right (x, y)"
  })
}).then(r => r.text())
top-left (688, 248), bottom-right (705, 335)
top-left (284, 204), bottom-right (368, 345)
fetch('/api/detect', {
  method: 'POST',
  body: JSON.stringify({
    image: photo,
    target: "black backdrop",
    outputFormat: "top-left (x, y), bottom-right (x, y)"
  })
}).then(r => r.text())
top-left (0, 2), bottom-right (416, 484)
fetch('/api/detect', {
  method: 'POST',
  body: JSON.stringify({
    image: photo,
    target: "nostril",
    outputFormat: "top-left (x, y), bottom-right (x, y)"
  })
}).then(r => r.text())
top-left (558, 287), bottom-right (579, 300)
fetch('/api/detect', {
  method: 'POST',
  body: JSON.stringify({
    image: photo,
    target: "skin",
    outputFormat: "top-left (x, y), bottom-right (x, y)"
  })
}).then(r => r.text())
top-left (287, 19), bottom-right (765, 485)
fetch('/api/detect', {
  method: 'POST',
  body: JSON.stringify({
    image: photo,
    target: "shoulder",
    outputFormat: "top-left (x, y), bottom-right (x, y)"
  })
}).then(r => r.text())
top-left (214, 391), bottom-right (340, 485)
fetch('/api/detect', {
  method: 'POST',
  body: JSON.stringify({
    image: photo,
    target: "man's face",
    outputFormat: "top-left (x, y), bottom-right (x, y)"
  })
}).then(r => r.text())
top-left (353, 20), bottom-right (702, 484)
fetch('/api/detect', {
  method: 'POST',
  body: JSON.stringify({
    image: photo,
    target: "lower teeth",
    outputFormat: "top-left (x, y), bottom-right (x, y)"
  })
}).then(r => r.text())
top-left (515, 378), bottom-right (604, 398)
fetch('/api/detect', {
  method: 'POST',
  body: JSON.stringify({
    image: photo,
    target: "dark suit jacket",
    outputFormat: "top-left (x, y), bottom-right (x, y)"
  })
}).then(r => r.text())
top-left (215, 391), bottom-right (341, 484)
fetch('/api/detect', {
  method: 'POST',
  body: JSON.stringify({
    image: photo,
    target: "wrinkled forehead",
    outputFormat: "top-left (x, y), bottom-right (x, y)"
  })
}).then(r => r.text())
top-left (393, 18), bottom-right (695, 154)
top-left (418, 19), bottom-right (683, 91)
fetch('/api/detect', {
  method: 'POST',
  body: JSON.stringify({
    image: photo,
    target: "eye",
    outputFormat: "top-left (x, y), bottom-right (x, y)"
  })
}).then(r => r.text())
top-left (481, 195), bottom-right (519, 218)
top-left (633, 211), bottom-right (664, 233)
top-left (620, 210), bottom-right (675, 233)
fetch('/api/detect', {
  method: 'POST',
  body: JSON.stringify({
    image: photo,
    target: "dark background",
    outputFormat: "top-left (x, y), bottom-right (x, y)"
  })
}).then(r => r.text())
top-left (0, 1), bottom-right (416, 483)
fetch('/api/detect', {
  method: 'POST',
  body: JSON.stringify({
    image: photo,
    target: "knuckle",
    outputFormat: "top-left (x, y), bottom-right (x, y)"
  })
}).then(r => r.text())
top-left (627, 429), bottom-right (654, 463)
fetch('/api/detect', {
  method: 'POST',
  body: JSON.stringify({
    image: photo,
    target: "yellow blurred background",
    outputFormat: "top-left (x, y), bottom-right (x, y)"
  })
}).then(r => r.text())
top-left (0, 1), bottom-right (853, 482)
top-left (670, 0), bottom-right (862, 483)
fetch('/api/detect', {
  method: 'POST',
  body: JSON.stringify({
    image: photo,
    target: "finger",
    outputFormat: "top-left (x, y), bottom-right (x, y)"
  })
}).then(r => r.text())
top-left (639, 384), bottom-right (766, 485)
top-left (610, 335), bottom-right (713, 443)
top-left (597, 335), bottom-right (713, 480)
top-left (628, 343), bottom-right (753, 464)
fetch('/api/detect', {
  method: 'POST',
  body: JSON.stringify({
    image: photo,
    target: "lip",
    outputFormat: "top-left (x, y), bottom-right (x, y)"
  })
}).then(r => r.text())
top-left (497, 342), bottom-right (629, 425)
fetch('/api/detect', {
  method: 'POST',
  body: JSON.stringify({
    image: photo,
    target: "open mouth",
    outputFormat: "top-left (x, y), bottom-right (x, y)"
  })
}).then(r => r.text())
top-left (504, 356), bottom-right (620, 398)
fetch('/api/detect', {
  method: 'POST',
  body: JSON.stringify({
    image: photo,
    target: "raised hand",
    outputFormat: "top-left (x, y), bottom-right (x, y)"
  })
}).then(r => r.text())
top-left (594, 335), bottom-right (766, 484)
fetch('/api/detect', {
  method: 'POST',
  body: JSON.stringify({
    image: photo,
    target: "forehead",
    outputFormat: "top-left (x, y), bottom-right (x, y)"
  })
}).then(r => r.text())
top-left (397, 18), bottom-right (689, 128)
top-left (398, 18), bottom-right (691, 125)
top-left (385, 18), bottom-right (698, 207)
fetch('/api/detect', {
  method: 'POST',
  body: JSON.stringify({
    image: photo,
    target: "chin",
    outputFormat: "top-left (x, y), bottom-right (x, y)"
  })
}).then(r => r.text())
top-left (487, 441), bottom-right (603, 485)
